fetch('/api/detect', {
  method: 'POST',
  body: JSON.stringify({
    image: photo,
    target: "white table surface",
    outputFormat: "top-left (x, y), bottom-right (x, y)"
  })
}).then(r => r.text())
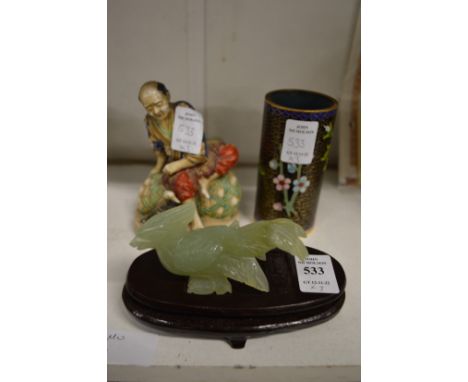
top-left (108, 165), bottom-right (361, 382)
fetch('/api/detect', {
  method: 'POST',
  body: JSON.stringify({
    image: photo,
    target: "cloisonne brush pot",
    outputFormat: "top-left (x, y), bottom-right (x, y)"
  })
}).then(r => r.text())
top-left (255, 89), bottom-right (338, 232)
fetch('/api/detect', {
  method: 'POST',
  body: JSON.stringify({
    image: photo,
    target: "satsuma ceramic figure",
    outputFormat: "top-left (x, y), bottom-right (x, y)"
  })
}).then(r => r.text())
top-left (135, 81), bottom-right (241, 229)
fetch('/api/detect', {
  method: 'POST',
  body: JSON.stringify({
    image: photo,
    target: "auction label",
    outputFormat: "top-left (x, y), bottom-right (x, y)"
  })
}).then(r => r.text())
top-left (107, 330), bottom-right (159, 366)
top-left (295, 254), bottom-right (339, 294)
top-left (280, 119), bottom-right (319, 165)
top-left (171, 106), bottom-right (204, 155)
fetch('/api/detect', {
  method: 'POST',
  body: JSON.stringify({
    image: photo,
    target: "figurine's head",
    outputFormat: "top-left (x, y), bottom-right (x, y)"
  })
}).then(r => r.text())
top-left (138, 81), bottom-right (171, 120)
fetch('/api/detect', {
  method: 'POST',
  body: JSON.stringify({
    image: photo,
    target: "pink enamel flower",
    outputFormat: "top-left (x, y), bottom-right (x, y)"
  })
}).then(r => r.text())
top-left (273, 174), bottom-right (291, 191)
top-left (273, 202), bottom-right (283, 211)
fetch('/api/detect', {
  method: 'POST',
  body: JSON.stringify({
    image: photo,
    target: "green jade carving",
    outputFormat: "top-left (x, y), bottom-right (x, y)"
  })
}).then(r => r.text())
top-left (130, 201), bottom-right (308, 295)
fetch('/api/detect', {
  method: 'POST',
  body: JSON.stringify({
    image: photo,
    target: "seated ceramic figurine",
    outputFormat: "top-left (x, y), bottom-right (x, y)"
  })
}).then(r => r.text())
top-left (131, 201), bottom-right (308, 295)
top-left (135, 81), bottom-right (241, 229)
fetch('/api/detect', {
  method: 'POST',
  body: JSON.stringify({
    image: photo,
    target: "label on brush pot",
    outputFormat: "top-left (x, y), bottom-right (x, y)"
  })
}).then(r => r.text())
top-left (295, 254), bottom-right (340, 294)
top-left (172, 106), bottom-right (204, 155)
top-left (281, 119), bottom-right (319, 165)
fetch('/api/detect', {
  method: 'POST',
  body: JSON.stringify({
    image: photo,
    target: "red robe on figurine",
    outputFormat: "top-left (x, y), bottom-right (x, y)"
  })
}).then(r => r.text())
top-left (163, 141), bottom-right (239, 202)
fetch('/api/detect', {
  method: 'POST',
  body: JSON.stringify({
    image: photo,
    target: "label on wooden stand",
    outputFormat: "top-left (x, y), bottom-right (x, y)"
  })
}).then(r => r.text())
top-left (280, 119), bottom-right (319, 164)
top-left (171, 106), bottom-right (204, 155)
top-left (295, 254), bottom-right (340, 294)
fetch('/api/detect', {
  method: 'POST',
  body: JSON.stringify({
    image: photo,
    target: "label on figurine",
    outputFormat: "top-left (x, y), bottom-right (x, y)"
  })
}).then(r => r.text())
top-left (107, 330), bottom-right (159, 366)
top-left (172, 106), bottom-right (204, 155)
top-left (281, 120), bottom-right (319, 165)
top-left (295, 254), bottom-right (339, 294)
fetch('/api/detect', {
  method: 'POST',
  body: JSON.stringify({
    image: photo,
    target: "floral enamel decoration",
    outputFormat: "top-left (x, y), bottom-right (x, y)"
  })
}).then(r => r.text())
top-left (268, 145), bottom-right (313, 217)
top-left (287, 163), bottom-right (297, 174)
top-left (293, 176), bottom-right (310, 193)
top-left (269, 158), bottom-right (279, 170)
top-left (268, 122), bottom-right (332, 217)
top-left (273, 174), bottom-right (291, 191)
top-left (272, 202), bottom-right (283, 211)
top-left (320, 122), bottom-right (334, 171)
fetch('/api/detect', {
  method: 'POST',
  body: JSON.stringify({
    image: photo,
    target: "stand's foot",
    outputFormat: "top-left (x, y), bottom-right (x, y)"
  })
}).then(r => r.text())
top-left (226, 337), bottom-right (247, 349)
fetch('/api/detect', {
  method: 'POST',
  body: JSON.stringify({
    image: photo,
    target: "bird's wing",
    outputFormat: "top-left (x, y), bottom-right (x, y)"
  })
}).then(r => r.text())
top-left (170, 225), bottom-right (229, 274)
top-left (214, 255), bottom-right (269, 292)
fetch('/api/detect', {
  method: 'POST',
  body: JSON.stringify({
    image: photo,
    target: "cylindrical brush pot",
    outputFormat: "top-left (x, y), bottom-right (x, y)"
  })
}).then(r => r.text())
top-left (254, 89), bottom-right (338, 231)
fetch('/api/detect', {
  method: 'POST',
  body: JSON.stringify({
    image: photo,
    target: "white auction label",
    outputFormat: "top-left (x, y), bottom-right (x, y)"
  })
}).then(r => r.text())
top-left (107, 330), bottom-right (159, 366)
top-left (295, 254), bottom-right (340, 294)
top-left (171, 106), bottom-right (204, 155)
top-left (280, 119), bottom-right (319, 164)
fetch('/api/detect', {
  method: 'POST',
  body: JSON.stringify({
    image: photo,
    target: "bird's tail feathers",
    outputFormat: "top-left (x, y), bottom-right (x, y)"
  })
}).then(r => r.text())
top-left (234, 218), bottom-right (308, 261)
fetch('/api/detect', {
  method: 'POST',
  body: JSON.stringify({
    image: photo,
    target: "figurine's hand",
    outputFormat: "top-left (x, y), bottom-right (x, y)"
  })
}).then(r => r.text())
top-left (163, 158), bottom-right (195, 176)
top-left (163, 190), bottom-right (181, 204)
top-left (162, 163), bottom-right (174, 175)
top-left (198, 177), bottom-right (211, 199)
top-left (163, 160), bottom-right (188, 176)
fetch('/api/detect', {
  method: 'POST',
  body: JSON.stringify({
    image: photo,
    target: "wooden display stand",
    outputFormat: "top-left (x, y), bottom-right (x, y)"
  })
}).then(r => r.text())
top-left (123, 247), bottom-right (346, 349)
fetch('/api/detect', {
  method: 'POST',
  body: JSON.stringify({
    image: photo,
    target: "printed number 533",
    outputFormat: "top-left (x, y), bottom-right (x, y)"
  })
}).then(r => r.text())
top-left (180, 125), bottom-right (194, 136)
top-left (303, 266), bottom-right (324, 275)
top-left (288, 137), bottom-right (305, 149)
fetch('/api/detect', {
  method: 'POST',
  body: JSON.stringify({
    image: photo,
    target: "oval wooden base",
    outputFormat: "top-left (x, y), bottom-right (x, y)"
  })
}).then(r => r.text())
top-left (122, 247), bottom-right (346, 348)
